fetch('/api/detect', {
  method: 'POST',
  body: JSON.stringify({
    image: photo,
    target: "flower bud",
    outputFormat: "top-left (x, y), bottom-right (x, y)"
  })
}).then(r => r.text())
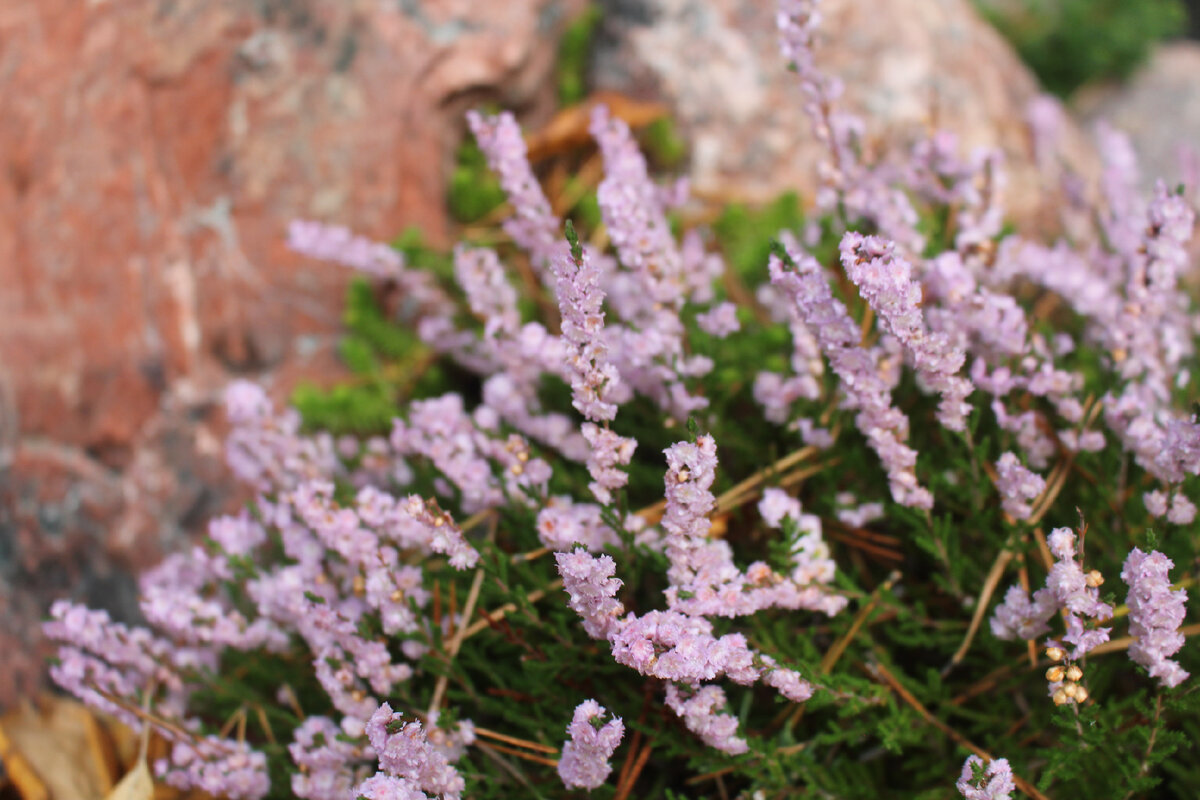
top-left (1045, 646), bottom-right (1065, 662)
top-left (1065, 665), bottom-right (1083, 682)
top-left (1045, 666), bottom-right (1065, 682)
top-left (1085, 570), bottom-right (1104, 588)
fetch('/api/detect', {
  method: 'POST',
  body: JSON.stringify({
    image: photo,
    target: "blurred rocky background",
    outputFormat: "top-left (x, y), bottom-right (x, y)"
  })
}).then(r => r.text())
top-left (1, 0), bottom-right (1198, 708)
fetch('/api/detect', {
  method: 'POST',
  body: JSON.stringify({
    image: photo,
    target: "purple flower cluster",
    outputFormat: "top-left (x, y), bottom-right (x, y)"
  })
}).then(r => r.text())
top-left (993, 452), bottom-right (1045, 521)
top-left (557, 700), bottom-right (625, 790)
top-left (1122, 548), bottom-right (1190, 688)
top-left (466, 110), bottom-right (563, 275)
top-left (840, 232), bottom-right (973, 431)
top-left (555, 435), bottom-right (841, 755)
top-left (770, 237), bottom-right (931, 508)
top-left (992, 527), bottom-right (1114, 691)
top-left (956, 755), bottom-right (1014, 800)
top-left (356, 703), bottom-right (470, 800)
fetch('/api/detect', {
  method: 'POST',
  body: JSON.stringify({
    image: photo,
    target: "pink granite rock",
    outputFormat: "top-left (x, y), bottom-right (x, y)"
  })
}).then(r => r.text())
top-left (592, 0), bottom-right (1098, 231)
top-left (0, 0), bottom-right (578, 707)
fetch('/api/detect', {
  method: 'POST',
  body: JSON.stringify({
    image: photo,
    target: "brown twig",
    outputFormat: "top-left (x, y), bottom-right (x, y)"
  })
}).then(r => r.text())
top-left (613, 738), bottom-right (654, 800)
top-left (461, 581), bottom-right (560, 640)
top-left (945, 549), bottom-right (1015, 675)
top-left (473, 726), bottom-right (558, 754)
top-left (427, 566), bottom-right (487, 718)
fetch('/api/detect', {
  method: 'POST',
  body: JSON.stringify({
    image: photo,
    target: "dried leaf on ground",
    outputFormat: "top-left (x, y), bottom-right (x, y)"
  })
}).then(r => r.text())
top-left (525, 91), bottom-right (668, 162)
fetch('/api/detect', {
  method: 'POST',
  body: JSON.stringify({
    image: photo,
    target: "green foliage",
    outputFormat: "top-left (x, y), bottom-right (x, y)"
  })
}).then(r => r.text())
top-left (640, 117), bottom-right (688, 170)
top-left (557, 5), bottom-right (602, 106)
top-left (977, 0), bottom-right (1187, 96)
top-left (449, 139), bottom-right (508, 223)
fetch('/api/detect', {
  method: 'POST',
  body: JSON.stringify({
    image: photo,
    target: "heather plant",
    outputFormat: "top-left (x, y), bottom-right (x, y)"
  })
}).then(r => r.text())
top-left (44, 1), bottom-right (1200, 798)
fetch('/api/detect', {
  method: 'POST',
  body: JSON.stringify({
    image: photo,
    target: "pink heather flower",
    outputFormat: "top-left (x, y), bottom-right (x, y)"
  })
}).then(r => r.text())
top-left (287, 221), bottom-right (456, 344)
top-left (354, 774), bottom-right (430, 800)
top-left (223, 380), bottom-right (340, 493)
top-left (1144, 490), bottom-right (1170, 517)
top-left (392, 394), bottom-right (551, 514)
top-left (453, 244), bottom-right (519, 341)
top-left (994, 452), bottom-right (1045, 521)
top-left (365, 704), bottom-right (466, 800)
top-left (990, 585), bottom-right (1056, 641)
top-left (992, 527), bottom-right (1112, 662)
top-left (761, 657), bottom-right (815, 702)
top-left (664, 684), bottom-right (748, 755)
top-left (662, 435), bottom-right (720, 589)
top-left (591, 104), bottom-right (685, 313)
top-left (591, 105), bottom-right (709, 420)
top-left (696, 302), bottom-right (741, 338)
top-left (581, 423), bottom-right (637, 506)
top-left (776, 1), bottom-right (923, 252)
top-left (1122, 548), bottom-right (1190, 688)
top-left (1167, 492), bottom-right (1197, 525)
top-left (552, 233), bottom-right (623, 423)
top-left (557, 700), bottom-right (625, 790)
top-left (758, 488), bottom-right (803, 528)
top-left (287, 219), bottom-right (405, 279)
top-left (538, 498), bottom-right (621, 552)
top-left (289, 717), bottom-right (361, 800)
top-left (770, 237), bottom-right (931, 509)
top-left (840, 232), bottom-right (973, 431)
top-left (466, 110), bottom-right (562, 274)
top-left (156, 737), bottom-right (270, 800)
top-left (957, 755), bottom-right (1014, 800)
top-left (834, 493), bottom-right (885, 528)
top-left (556, 549), bottom-right (626, 640)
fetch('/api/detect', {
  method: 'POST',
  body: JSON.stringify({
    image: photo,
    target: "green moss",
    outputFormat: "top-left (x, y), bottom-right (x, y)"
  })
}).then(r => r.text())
top-left (977, 0), bottom-right (1187, 96)
top-left (557, 5), bottom-right (603, 105)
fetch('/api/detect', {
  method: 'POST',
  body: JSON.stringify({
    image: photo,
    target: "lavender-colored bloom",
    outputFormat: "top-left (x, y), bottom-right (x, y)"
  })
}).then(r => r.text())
top-left (840, 232), bottom-right (973, 431)
top-left (557, 700), bottom-right (624, 790)
top-left (552, 235), bottom-right (623, 423)
top-left (696, 302), bottom-right (741, 338)
top-left (365, 704), bottom-right (466, 800)
top-left (956, 755), bottom-right (1014, 800)
top-left (556, 549), bottom-right (625, 640)
top-left (991, 528), bottom-right (1112, 663)
top-left (1122, 548), bottom-right (1190, 688)
top-left (776, 0), bottom-right (923, 252)
top-left (1167, 492), bottom-right (1197, 525)
top-left (354, 774), bottom-right (430, 800)
top-left (538, 499), bottom-right (621, 553)
top-left (770, 238), bottom-right (931, 508)
top-left (990, 585), bottom-right (1056, 641)
top-left (156, 737), bottom-right (270, 800)
top-left (994, 452), bottom-right (1045, 521)
top-left (288, 717), bottom-right (361, 800)
top-left (466, 110), bottom-right (562, 274)
top-left (591, 105), bottom-right (709, 419)
top-left (664, 684), bottom-right (748, 755)
top-left (454, 244), bottom-right (520, 341)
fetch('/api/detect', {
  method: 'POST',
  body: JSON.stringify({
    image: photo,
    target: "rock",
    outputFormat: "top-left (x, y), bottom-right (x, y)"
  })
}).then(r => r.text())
top-left (0, 0), bottom-right (579, 708)
top-left (592, 0), bottom-right (1098, 229)
top-left (1075, 42), bottom-right (1200, 190)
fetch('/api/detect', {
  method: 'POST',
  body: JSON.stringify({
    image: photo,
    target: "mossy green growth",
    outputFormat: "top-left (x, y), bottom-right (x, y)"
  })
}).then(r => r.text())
top-left (557, 5), bottom-right (602, 106)
top-left (976, 0), bottom-right (1186, 97)
top-left (448, 140), bottom-right (507, 223)
top-left (641, 116), bottom-right (688, 170)
top-left (713, 192), bottom-right (805, 283)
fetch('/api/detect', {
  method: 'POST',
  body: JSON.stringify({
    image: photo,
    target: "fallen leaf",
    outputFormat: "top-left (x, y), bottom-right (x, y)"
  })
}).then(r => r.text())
top-left (524, 91), bottom-right (669, 162)
top-left (104, 760), bottom-right (152, 800)
top-left (0, 697), bottom-right (110, 800)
